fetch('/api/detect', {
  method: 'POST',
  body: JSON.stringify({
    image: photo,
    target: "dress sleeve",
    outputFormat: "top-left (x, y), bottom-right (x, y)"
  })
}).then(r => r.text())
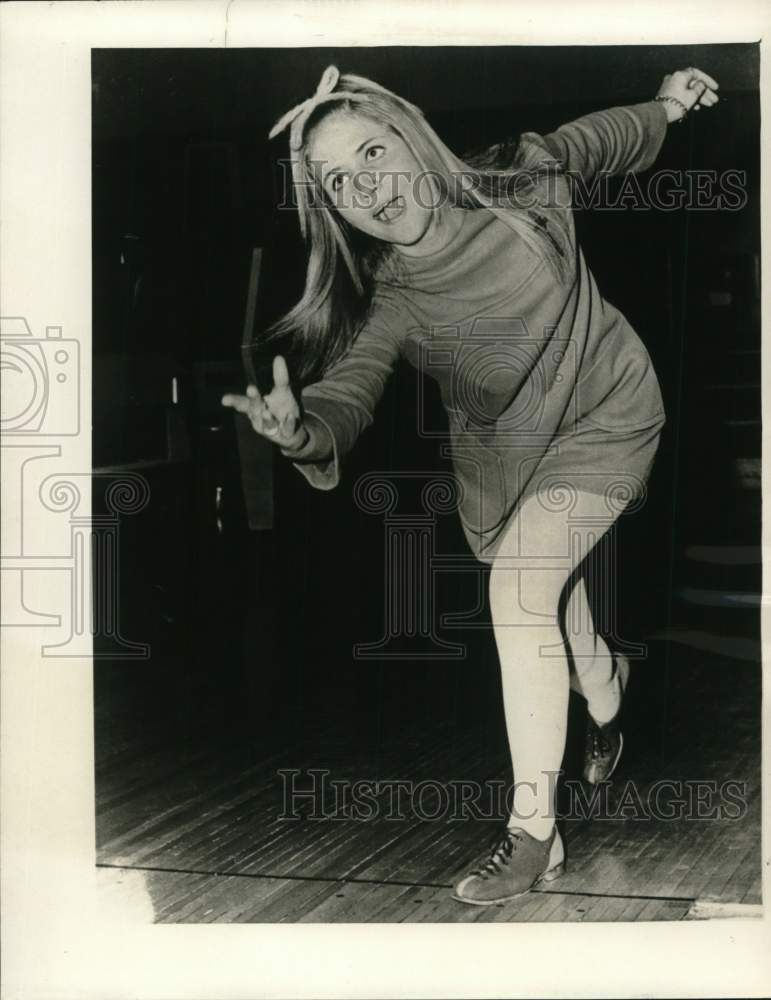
top-left (522, 100), bottom-right (669, 183)
top-left (284, 297), bottom-right (402, 491)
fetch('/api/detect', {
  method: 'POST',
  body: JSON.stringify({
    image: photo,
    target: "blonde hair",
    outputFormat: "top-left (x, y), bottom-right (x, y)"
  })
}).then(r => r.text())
top-left (262, 67), bottom-right (569, 383)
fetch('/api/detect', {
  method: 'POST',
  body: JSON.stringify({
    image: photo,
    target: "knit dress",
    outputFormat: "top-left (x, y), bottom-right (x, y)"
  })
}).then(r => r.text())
top-left (285, 100), bottom-right (669, 565)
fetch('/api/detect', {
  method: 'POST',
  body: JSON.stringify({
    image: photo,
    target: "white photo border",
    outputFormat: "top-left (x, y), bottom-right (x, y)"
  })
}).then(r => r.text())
top-left (1, 1), bottom-right (770, 998)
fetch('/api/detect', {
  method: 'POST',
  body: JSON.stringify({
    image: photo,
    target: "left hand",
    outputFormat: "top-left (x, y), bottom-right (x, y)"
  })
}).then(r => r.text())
top-left (656, 67), bottom-right (719, 122)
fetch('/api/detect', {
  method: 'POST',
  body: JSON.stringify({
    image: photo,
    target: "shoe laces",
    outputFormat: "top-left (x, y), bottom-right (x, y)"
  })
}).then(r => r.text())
top-left (472, 828), bottom-right (523, 879)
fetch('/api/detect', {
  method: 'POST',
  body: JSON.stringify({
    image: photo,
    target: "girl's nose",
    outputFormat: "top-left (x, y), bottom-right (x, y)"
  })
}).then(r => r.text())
top-left (374, 171), bottom-right (400, 203)
top-left (359, 171), bottom-right (384, 210)
top-left (360, 170), bottom-right (380, 195)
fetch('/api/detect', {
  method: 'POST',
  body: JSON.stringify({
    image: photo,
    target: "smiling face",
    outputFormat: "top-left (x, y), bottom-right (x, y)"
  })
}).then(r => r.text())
top-left (306, 110), bottom-right (436, 248)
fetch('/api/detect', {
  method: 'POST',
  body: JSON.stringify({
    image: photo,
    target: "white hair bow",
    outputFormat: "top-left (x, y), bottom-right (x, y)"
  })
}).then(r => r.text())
top-left (266, 64), bottom-right (423, 264)
top-left (268, 65), bottom-right (349, 150)
top-left (268, 64), bottom-right (412, 152)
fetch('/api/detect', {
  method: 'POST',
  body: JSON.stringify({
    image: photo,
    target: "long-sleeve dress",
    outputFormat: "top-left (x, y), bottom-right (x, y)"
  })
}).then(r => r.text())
top-left (284, 100), bottom-right (670, 565)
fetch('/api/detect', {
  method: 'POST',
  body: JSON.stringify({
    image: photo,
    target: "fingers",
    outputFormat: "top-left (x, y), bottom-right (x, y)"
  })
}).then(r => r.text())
top-left (266, 356), bottom-right (300, 425)
top-left (693, 81), bottom-right (719, 107)
top-left (661, 67), bottom-right (719, 114)
top-left (221, 392), bottom-right (253, 416)
top-left (684, 68), bottom-right (719, 109)
top-left (222, 392), bottom-right (282, 441)
top-left (243, 384), bottom-right (276, 431)
top-left (222, 385), bottom-right (271, 429)
top-left (222, 384), bottom-right (264, 413)
top-left (261, 406), bottom-right (280, 435)
top-left (273, 354), bottom-right (291, 389)
top-left (222, 372), bottom-right (301, 445)
top-left (282, 412), bottom-right (298, 438)
top-left (687, 67), bottom-right (719, 91)
top-left (246, 383), bottom-right (264, 407)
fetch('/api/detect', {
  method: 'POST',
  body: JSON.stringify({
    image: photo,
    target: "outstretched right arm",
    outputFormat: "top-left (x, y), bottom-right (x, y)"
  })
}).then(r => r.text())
top-left (223, 298), bottom-right (403, 491)
top-left (283, 302), bottom-right (403, 490)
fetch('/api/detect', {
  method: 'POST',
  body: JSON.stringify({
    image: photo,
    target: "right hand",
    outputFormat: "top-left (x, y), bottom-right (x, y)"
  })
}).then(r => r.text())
top-left (221, 355), bottom-right (309, 451)
top-left (656, 67), bottom-right (719, 121)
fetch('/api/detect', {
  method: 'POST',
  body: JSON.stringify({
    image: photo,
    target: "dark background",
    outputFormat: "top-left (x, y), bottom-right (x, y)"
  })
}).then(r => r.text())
top-left (92, 45), bottom-right (760, 763)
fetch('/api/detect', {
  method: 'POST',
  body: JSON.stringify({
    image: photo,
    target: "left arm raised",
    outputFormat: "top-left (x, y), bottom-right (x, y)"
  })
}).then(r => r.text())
top-left (538, 67), bottom-right (719, 182)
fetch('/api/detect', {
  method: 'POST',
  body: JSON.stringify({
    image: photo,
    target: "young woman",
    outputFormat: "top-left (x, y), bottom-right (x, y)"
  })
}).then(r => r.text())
top-left (222, 64), bottom-right (719, 906)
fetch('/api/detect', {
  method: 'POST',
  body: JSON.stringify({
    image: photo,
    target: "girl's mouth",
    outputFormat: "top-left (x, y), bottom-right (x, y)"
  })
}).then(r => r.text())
top-left (374, 195), bottom-right (406, 223)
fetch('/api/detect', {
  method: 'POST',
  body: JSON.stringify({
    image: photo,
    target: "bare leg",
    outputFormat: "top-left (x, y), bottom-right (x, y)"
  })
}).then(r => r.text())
top-left (488, 487), bottom-right (625, 840)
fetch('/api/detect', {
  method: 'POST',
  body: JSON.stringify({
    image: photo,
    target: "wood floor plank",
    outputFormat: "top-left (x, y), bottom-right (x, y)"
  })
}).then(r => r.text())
top-left (297, 880), bottom-right (412, 923)
top-left (95, 646), bottom-right (761, 923)
top-left (634, 897), bottom-right (692, 921)
top-left (99, 866), bottom-right (701, 924)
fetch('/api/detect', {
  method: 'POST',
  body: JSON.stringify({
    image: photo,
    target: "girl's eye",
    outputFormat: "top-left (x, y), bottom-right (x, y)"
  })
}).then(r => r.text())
top-left (330, 173), bottom-right (348, 192)
top-left (364, 144), bottom-right (385, 162)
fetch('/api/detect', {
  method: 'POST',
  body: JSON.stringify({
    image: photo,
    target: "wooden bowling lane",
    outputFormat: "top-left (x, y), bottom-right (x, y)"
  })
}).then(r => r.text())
top-left (95, 644), bottom-right (762, 922)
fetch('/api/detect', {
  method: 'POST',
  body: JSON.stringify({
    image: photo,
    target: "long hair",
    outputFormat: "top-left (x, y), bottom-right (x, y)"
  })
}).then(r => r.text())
top-left (261, 70), bottom-right (570, 385)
